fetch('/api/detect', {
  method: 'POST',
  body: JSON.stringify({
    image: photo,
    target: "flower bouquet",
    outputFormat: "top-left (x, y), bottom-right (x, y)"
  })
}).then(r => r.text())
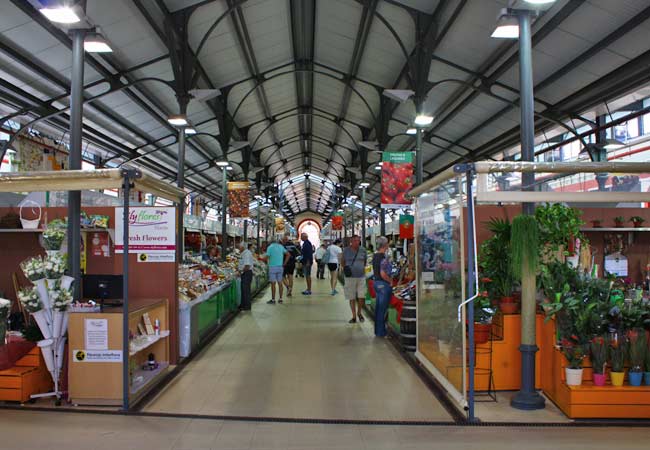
top-left (44, 253), bottom-right (67, 285)
top-left (0, 298), bottom-right (10, 344)
top-left (49, 287), bottom-right (72, 338)
top-left (42, 227), bottom-right (65, 252)
top-left (20, 256), bottom-right (45, 282)
top-left (17, 287), bottom-right (41, 313)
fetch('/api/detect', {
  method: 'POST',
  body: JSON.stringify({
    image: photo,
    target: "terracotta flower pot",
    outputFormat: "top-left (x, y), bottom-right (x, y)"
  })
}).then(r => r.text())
top-left (614, 220), bottom-right (624, 228)
top-left (591, 220), bottom-right (602, 228)
top-left (473, 323), bottom-right (491, 344)
top-left (633, 221), bottom-right (644, 228)
top-left (499, 296), bottom-right (519, 314)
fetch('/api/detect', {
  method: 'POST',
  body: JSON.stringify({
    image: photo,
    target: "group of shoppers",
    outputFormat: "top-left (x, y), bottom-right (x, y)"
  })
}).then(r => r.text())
top-left (242, 231), bottom-right (394, 338)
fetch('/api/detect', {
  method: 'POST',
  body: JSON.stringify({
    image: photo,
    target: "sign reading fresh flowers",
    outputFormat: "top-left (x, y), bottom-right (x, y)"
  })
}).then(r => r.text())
top-left (115, 207), bottom-right (176, 262)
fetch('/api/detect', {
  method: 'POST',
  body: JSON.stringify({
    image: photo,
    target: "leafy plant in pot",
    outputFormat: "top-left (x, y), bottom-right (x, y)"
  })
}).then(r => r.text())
top-left (630, 216), bottom-right (645, 228)
top-left (535, 203), bottom-right (584, 260)
top-left (559, 336), bottom-right (586, 386)
top-left (609, 336), bottom-right (627, 387)
top-left (613, 216), bottom-right (625, 228)
top-left (590, 336), bottom-right (608, 386)
top-left (645, 336), bottom-right (650, 386)
top-left (626, 329), bottom-right (646, 386)
top-left (479, 217), bottom-right (518, 313)
top-left (472, 295), bottom-right (495, 345)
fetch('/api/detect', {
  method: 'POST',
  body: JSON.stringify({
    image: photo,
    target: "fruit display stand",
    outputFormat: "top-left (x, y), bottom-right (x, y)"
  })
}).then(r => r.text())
top-left (68, 298), bottom-right (169, 406)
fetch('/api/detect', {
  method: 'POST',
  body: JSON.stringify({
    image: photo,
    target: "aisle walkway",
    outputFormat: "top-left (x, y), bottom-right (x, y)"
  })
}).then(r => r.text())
top-left (144, 277), bottom-right (451, 421)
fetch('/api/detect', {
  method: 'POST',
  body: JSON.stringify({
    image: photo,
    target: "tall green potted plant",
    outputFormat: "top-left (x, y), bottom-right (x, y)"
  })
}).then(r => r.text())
top-left (560, 336), bottom-right (586, 386)
top-left (609, 337), bottom-right (627, 386)
top-left (479, 218), bottom-right (517, 313)
top-left (590, 336), bottom-right (608, 386)
top-left (535, 203), bottom-right (584, 259)
top-left (627, 329), bottom-right (646, 386)
top-left (645, 335), bottom-right (650, 386)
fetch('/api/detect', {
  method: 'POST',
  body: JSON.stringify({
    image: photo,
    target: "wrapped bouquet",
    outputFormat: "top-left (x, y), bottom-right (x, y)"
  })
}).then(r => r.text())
top-left (17, 287), bottom-right (41, 313)
top-left (44, 253), bottom-right (67, 280)
top-left (20, 256), bottom-right (45, 282)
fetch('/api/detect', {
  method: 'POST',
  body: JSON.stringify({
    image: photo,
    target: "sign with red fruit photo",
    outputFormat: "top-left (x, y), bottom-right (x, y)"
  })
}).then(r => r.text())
top-left (332, 213), bottom-right (343, 230)
top-left (227, 181), bottom-right (250, 218)
top-left (381, 152), bottom-right (414, 209)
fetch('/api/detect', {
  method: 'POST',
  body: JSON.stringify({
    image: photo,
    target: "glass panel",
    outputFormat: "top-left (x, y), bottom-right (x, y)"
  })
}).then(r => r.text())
top-left (416, 177), bottom-right (466, 398)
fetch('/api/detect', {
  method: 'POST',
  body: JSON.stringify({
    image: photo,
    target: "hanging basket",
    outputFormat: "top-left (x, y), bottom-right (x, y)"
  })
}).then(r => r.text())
top-left (19, 200), bottom-right (41, 230)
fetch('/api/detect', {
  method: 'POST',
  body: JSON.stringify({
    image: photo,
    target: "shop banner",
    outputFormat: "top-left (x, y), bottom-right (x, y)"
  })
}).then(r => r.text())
top-left (90, 232), bottom-right (110, 257)
top-left (115, 207), bottom-right (175, 262)
top-left (381, 152), bottom-right (414, 209)
top-left (399, 214), bottom-right (414, 239)
top-left (332, 213), bottom-right (343, 230)
top-left (228, 181), bottom-right (250, 218)
top-left (275, 217), bottom-right (285, 233)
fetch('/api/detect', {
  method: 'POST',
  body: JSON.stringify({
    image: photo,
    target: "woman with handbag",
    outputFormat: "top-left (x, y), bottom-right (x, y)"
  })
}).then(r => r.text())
top-left (372, 236), bottom-right (393, 337)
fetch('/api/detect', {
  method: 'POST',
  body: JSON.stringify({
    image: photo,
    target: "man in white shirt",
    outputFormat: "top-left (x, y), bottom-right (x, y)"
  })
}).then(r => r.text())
top-left (238, 242), bottom-right (255, 310)
top-left (315, 244), bottom-right (327, 279)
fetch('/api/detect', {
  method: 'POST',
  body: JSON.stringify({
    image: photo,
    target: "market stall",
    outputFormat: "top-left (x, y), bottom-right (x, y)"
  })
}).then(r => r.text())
top-left (0, 168), bottom-right (184, 409)
top-left (409, 161), bottom-right (650, 421)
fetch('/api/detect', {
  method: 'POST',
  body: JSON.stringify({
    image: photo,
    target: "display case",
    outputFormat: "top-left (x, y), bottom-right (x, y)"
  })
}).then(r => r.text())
top-left (68, 298), bottom-right (170, 406)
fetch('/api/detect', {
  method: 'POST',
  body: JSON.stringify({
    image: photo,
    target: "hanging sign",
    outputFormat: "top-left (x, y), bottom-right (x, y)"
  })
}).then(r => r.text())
top-left (381, 152), bottom-right (414, 209)
top-left (115, 207), bottom-right (175, 262)
top-left (227, 181), bottom-right (250, 218)
top-left (275, 217), bottom-right (285, 233)
top-left (399, 214), bottom-right (414, 239)
top-left (332, 213), bottom-right (343, 230)
top-left (90, 232), bottom-right (110, 257)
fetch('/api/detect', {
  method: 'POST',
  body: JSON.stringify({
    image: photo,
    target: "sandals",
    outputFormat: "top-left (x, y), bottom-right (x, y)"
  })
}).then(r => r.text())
top-left (349, 318), bottom-right (356, 324)
top-left (358, 315), bottom-right (365, 322)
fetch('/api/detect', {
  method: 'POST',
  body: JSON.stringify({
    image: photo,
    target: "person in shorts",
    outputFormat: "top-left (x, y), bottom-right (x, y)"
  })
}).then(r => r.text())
top-left (315, 243), bottom-right (327, 279)
top-left (326, 239), bottom-right (343, 295)
top-left (342, 235), bottom-right (368, 323)
top-left (264, 239), bottom-right (290, 304)
top-left (300, 233), bottom-right (315, 295)
top-left (281, 233), bottom-right (300, 296)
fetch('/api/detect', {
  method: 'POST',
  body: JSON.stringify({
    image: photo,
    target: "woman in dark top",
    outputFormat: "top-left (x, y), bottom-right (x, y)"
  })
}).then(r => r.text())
top-left (373, 236), bottom-right (393, 337)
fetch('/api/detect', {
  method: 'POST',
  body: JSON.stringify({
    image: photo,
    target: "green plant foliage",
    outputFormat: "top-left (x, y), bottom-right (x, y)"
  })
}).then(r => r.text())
top-left (610, 338), bottom-right (627, 373)
top-left (627, 328), bottom-right (647, 372)
top-left (589, 336), bottom-right (608, 375)
top-left (510, 214), bottom-right (539, 279)
top-left (535, 203), bottom-right (584, 258)
top-left (479, 217), bottom-right (515, 299)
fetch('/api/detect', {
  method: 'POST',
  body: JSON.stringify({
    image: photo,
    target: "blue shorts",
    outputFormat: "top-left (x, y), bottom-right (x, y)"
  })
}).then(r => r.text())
top-left (269, 266), bottom-right (283, 283)
top-left (303, 262), bottom-right (312, 277)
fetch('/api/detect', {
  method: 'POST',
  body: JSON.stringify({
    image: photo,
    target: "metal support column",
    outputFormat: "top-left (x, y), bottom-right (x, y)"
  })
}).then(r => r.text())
top-left (67, 29), bottom-right (86, 301)
top-left (361, 188), bottom-right (367, 244)
top-left (265, 208), bottom-right (269, 243)
top-left (121, 169), bottom-right (133, 411)
top-left (256, 206), bottom-right (261, 251)
top-left (243, 219), bottom-right (248, 243)
top-left (221, 167), bottom-right (228, 261)
top-left (380, 207), bottom-right (386, 236)
top-left (511, 10), bottom-right (545, 411)
top-left (343, 206), bottom-right (348, 242)
top-left (415, 127), bottom-right (424, 186)
top-left (177, 128), bottom-right (186, 261)
top-left (465, 170), bottom-right (477, 422)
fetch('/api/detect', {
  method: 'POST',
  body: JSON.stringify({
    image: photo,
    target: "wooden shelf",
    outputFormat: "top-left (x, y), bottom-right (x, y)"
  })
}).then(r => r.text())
top-left (129, 331), bottom-right (170, 356)
top-left (582, 227), bottom-right (650, 231)
top-left (0, 229), bottom-right (44, 233)
top-left (130, 362), bottom-right (170, 396)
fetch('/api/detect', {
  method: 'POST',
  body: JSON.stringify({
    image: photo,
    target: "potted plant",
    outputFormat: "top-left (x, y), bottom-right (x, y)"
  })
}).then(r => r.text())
top-left (630, 216), bottom-right (645, 228)
top-left (627, 328), bottom-right (646, 386)
top-left (645, 336), bottom-right (650, 386)
top-left (559, 336), bottom-right (586, 386)
top-left (609, 336), bottom-right (627, 386)
top-left (614, 216), bottom-right (625, 228)
top-left (590, 336), bottom-right (608, 386)
top-left (479, 218), bottom-right (518, 312)
top-left (535, 203), bottom-right (584, 260)
top-left (591, 219), bottom-right (602, 228)
top-left (472, 295), bottom-right (495, 344)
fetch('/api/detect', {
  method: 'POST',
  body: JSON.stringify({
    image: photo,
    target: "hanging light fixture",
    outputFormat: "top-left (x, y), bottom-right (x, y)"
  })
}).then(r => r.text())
top-left (167, 114), bottom-right (188, 126)
top-left (215, 159), bottom-right (229, 167)
top-left (374, 165), bottom-right (382, 170)
top-left (602, 138), bottom-right (625, 150)
top-left (226, 166), bottom-right (233, 171)
top-left (406, 127), bottom-right (417, 135)
top-left (39, 2), bottom-right (81, 24)
top-left (491, 9), bottom-right (519, 39)
top-left (184, 127), bottom-right (197, 135)
top-left (84, 28), bottom-right (113, 53)
top-left (414, 114), bottom-right (434, 127)
top-left (359, 182), bottom-right (370, 189)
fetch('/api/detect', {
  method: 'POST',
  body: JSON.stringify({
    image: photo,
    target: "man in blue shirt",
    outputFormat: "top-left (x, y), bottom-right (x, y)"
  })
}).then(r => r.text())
top-left (300, 232), bottom-right (315, 295)
top-left (264, 239), bottom-right (290, 304)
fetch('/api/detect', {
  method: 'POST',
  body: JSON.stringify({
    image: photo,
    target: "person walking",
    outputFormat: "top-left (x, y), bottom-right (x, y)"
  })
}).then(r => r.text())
top-left (326, 239), bottom-right (343, 295)
top-left (264, 238), bottom-right (290, 304)
top-left (238, 241), bottom-right (254, 311)
top-left (315, 243), bottom-right (327, 279)
top-left (300, 232), bottom-right (315, 295)
top-left (372, 236), bottom-right (394, 337)
top-left (342, 235), bottom-right (368, 323)
top-left (281, 233), bottom-right (300, 297)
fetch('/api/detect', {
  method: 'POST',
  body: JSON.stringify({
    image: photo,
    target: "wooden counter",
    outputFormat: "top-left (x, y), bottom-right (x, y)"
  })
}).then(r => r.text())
top-left (68, 298), bottom-right (170, 406)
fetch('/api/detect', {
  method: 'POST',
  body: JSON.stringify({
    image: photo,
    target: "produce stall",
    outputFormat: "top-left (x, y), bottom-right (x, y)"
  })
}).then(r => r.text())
top-left (178, 255), bottom-right (267, 358)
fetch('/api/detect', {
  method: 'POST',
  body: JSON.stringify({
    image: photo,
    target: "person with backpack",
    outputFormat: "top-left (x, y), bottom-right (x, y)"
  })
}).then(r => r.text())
top-left (281, 233), bottom-right (300, 297)
top-left (342, 235), bottom-right (368, 323)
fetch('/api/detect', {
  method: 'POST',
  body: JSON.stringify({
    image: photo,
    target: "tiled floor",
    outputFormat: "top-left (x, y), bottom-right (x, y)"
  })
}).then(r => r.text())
top-left (144, 277), bottom-right (451, 421)
top-left (0, 409), bottom-right (647, 450)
